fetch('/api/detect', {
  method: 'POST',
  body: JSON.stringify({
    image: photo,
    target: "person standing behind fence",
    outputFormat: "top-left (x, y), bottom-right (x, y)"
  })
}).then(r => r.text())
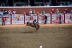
top-left (8, 10), bottom-right (11, 17)
top-left (1, 9), bottom-right (5, 15)
top-left (29, 9), bottom-right (33, 16)
top-left (2, 16), bottom-right (6, 26)
top-left (12, 9), bottom-right (16, 16)
top-left (44, 15), bottom-right (47, 24)
top-left (56, 9), bottom-right (59, 14)
top-left (33, 19), bottom-right (36, 27)
top-left (59, 15), bottom-right (62, 24)
top-left (41, 10), bottom-right (45, 15)
top-left (51, 9), bottom-right (55, 13)
top-left (64, 9), bottom-right (68, 13)
top-left (33, 10), bottom-right (36, 15)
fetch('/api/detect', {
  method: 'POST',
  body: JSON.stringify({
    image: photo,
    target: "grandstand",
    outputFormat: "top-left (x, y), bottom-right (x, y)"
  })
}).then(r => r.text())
top-left (0, 0), bottom-right (72, 6)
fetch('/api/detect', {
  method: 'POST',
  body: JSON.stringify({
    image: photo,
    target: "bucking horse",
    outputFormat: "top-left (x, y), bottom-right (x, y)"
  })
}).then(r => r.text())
top-left (26, 22), bottom-right (40, 30)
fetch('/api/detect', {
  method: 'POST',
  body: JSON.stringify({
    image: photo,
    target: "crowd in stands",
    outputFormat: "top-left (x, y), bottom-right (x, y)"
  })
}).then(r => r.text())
top-left (0, 1), bottom-right (9, 6)
top-left (0, 8), bottom-right (72, 16)
top-left (0, 9), bottom-right (16, 16)
top-left (0, 1), bottom-right (72, 6)
top-left (39, 2), bottom-right (72, 6)
top-left (28, 8), bottom-right (72, 15)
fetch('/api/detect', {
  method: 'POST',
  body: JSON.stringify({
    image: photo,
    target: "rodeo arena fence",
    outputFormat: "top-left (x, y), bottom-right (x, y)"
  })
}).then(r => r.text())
top-left (0, 12), bottom-right (72, 24)
top-left (0, 6), bottom-right (72, 24)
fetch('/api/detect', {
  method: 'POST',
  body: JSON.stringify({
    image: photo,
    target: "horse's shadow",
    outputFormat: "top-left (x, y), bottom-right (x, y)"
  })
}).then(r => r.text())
top-left (21, 31), bottom-right (34, 33)
top-left (21, 30), bottom-right (38, 34)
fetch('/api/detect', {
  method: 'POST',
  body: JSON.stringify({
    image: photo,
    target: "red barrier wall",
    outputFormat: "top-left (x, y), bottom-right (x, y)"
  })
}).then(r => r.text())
top-left (0, 6), bottom-right (72, 14)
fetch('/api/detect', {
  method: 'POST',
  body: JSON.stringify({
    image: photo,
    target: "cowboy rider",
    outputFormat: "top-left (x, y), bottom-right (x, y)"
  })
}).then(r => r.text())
top-left (33, 19), bottom-right (37, 27)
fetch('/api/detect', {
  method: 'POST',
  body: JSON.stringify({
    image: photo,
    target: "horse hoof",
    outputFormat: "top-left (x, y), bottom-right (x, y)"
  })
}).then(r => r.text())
top-left (36, 28), bottom-right (39, 30)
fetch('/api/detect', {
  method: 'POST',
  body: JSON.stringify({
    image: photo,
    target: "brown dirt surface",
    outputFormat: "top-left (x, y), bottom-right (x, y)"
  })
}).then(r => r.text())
top-left (0, 24), bottom-right (72, 48)
top-left (0, 23), bottom-right (72, 27)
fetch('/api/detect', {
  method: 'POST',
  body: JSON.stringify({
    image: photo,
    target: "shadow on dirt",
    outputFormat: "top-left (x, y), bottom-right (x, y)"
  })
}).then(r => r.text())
top-left (21, 30), bottom-right (38, 33)
top-left (21, 31), bottom-right (34, 33)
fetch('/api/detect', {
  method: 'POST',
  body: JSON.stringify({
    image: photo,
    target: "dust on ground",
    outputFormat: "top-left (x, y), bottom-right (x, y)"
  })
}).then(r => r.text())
top-left (0, 24), bottom-right (72, 48)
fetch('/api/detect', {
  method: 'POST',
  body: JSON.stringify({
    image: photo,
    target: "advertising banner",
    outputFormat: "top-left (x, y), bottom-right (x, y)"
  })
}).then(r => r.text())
top-left (52, 13), bottom-right (64, 23)
top-left (26, 15), bottom-right (37, 23)
top-left (65, 13), bottom-right (72, 23)
top-left (38, 14), bottom-right (50, 24)
top-left (12, 14), bottom-right (24, 24)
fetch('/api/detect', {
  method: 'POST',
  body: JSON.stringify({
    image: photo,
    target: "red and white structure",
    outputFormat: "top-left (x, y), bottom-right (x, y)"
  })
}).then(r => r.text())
top-left (0, 12), bottom-right (72, 24)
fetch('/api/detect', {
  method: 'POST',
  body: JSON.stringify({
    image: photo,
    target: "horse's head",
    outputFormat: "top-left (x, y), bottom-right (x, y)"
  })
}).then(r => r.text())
top-left (26, 22), bottom-right (32, 26)
top-left (27, 22), bottom-right (29, 24)
top-left (26, 22), bottom-right (29, 26)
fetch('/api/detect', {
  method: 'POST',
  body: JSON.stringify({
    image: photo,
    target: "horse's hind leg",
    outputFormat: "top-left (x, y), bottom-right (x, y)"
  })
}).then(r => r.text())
top-left (36, 28), bottom-right (38, 30)
top-left (36, 25), bottom-right (40, 30)
top-left (36, 26), bottom-right (38, 30)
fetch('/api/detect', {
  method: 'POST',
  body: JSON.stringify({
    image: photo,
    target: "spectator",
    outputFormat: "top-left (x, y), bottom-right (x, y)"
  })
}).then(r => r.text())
top-left (41, 10), bottom-right (45, 15)
top-left (64, 9), bottom-right (68, 13)
top-left (70, 2), bottom-right (72, 6)
top-left (1, 9), bottom-right (5, 14)
top-left (44, 2), bottom-right (51, 6)
top-left (8, 10), bottom-right (11, 14)
top-left (12, 9), bottom-right (16, 14)
top-left (59, 4), bottom-right (63, 6)
top-left (56, 9), bottom-right (59, 14)
top-left (1, 1), bottom-right (9, 6)
top-left (33, 10), bottom-right (36, 15)
top-left (56, 2), bottom-right (60, 6)
top-left (12, 9), bottom-right (16, 16)
top-left (29, 9), bottom-right (33, 15)
top-left (2, 16), bottom-right (6, 26)
top-left (67, 2), bottom-right (71, 6)
top-left (0, 10), bottom-right (3, 15)
top-left (51, 9), bottom-right (55, 13)
top-left (5, 11), bottom-right (8, 14)
top-left (33, 19), bottom-right (36, 27)
top-left (8, 10), bottom-right (12, 17)
top-left (44, 15), bottom-right (47, 24)
top-left (59, 15), bottom-right (62, 24)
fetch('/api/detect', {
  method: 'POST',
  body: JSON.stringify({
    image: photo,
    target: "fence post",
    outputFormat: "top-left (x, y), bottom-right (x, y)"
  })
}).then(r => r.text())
top-left (10, 12), bottom-right (12, 24)
top-left (70, 14), bottom-right (72, 23)
top-left (37, 12), bottom-right (39, 23)
top-left (24, 12), bottom-right (26, 24)
top-left (64, 11), bottom-right (66, 23)
top-left (50, 11), bottom-right (52, 24)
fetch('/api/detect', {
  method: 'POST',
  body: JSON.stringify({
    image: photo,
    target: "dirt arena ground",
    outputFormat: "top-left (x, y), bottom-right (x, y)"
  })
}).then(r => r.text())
top-left (0, 24), bottom-right (72, 48)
